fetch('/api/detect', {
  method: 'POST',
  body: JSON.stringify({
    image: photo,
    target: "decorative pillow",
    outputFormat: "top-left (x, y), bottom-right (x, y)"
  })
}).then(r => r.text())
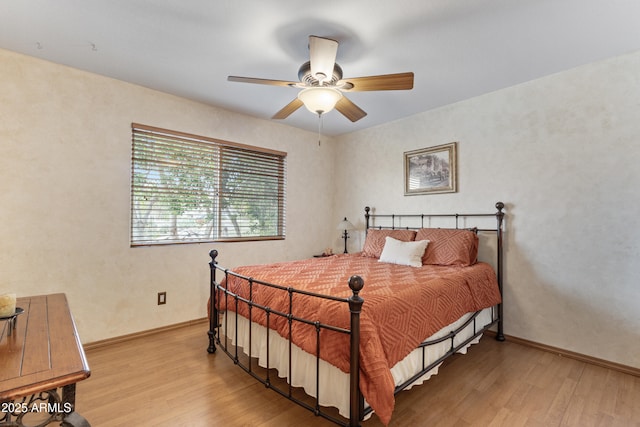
top-left (415, 228), bottom-right (479, 266)
top-left (379, 237), bottom-right (429, 267)
top-left (361, 229), bottom-right (417, 258)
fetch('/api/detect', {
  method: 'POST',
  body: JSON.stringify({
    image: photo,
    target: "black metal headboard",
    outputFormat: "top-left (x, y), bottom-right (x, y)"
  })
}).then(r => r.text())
top-left (364, 201), bottom-right (505, 234)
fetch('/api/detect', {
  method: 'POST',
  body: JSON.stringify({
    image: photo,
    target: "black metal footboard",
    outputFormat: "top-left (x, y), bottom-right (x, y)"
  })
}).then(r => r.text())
top-left (208, 250), bottom-right (365, 426)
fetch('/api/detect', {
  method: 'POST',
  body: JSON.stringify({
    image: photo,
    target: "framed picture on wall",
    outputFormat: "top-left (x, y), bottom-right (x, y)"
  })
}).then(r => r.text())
top-left (404, 142), bottom-right (457, 195)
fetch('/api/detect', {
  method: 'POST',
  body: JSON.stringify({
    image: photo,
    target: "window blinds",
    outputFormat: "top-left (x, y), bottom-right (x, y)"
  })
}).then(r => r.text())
top-left (131, 124), bottom-right (286, 245)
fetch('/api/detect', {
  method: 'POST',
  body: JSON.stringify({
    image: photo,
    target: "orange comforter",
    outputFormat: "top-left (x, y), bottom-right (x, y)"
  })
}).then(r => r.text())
top-left (213, 253), bottom-right (501, 425)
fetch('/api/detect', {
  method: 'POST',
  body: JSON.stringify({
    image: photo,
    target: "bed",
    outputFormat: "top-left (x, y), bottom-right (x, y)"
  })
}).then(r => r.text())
top-left (207, 202), bottom-right (505, 426)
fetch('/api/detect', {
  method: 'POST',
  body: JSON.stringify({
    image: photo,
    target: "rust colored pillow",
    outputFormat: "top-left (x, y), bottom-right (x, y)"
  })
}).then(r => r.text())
top-left (361, 229), bottom-right (417, 258)
top-left (415, 228), bottom-right (479, 266)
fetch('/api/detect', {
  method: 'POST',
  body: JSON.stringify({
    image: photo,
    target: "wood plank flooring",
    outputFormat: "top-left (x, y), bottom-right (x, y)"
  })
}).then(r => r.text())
top-left (75, 322), bottom-right (640, 426)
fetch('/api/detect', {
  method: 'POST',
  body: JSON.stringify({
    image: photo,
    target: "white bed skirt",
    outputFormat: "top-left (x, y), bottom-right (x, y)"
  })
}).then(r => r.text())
top-left (220, 307), bottom-right (493, 419)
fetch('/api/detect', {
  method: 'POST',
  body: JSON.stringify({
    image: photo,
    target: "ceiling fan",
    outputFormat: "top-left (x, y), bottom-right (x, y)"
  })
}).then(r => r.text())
top-left (228, 35), bottom-right (414, 122)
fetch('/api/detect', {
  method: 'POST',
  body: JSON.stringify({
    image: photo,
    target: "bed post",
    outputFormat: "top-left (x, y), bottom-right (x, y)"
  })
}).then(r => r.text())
top-left (364, 206), bottom-right (370, 235)
top-left (348, 275), bottom-right (364, 427)
top-left (208, 249), bottom-right (219, 353)
top-left (495, 202), bottom-right (506, 342)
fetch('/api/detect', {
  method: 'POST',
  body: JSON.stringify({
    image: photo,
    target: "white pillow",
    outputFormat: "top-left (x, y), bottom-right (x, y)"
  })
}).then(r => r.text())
top-left (378, 236), bottom-right (429, 267)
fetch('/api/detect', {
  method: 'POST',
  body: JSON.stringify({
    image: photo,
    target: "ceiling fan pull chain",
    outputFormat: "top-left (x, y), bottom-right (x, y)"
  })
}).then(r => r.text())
top-left (317, 112), bottom-right (323, 146)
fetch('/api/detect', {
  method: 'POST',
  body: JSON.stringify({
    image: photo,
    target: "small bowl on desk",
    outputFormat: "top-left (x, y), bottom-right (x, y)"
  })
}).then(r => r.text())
top-left (0, 293), bottom-right (23, 336)
top-left (0, 293), bottom-right (17, 317)
top-left (1, 307), bottom-right (24, 337)
top-left (0, 307), bottom-right (24, 320)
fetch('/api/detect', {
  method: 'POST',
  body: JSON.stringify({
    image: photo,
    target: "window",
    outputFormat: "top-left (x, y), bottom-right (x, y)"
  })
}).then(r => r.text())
top-left (130, 124), bottom-right (286, 246)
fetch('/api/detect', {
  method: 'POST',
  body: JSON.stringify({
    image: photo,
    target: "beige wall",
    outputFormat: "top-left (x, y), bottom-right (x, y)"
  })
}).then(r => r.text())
top-left (0, 48), bottom-right (338, 343)
top-left (334, 50), bottom-right (640, 369)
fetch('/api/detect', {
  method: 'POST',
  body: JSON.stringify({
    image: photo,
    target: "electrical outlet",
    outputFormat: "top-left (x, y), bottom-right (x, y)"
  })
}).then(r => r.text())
top-left (157, 292), bottom-right (166, 305)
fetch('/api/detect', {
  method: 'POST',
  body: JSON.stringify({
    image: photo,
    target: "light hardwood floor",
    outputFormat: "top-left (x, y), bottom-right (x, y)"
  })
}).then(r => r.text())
top-left (75, 322), bottom-right (640, 426)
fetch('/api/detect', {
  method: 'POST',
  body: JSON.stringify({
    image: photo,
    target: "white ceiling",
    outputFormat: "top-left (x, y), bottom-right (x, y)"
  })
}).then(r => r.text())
top-left (2, 0), bottom-right (640, 136)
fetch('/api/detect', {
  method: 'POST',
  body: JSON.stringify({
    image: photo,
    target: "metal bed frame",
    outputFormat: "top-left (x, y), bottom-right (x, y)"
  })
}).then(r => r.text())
top-left (207, 202), bottom-right (505, 426)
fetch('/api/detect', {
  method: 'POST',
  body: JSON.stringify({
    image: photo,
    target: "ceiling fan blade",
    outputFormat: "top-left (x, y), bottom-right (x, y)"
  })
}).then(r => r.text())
top-left (272, 98), bottom-right (304, 119)
top-left (309, 36), bottom-right (338, 84)
top-left (228, 76), bottom-right (297, 87)
top-left (340, 72), bottom-right (414, 92)
top-left (335, 96), bottom-right (367, 122)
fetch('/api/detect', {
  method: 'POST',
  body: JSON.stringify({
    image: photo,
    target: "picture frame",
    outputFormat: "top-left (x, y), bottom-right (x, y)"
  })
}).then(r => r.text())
top-left (404, 142), bottom-right (457, 195)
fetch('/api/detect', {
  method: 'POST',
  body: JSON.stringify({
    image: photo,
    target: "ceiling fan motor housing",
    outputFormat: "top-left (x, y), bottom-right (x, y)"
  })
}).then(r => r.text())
top-left (298, 61), bottom-right (343, 86)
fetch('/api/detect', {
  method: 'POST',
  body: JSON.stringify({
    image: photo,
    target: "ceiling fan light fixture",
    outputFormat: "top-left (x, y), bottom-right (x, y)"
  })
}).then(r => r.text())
top-left (297, 87), bottom-right (343, 115)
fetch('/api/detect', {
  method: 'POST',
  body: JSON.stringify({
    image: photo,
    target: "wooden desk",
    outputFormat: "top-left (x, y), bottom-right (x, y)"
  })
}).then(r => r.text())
top-left (0, 294), bottom-right (91, 426)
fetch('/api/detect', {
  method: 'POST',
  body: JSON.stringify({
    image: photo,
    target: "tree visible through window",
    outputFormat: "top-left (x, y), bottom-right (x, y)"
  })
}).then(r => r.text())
top-left (130, 124), bottom-right (286, 245)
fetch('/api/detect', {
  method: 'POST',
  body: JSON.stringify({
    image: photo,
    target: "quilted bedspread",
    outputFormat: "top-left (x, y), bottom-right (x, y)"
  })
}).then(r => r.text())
top-left (214, 253), bottom-right (501, 425)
